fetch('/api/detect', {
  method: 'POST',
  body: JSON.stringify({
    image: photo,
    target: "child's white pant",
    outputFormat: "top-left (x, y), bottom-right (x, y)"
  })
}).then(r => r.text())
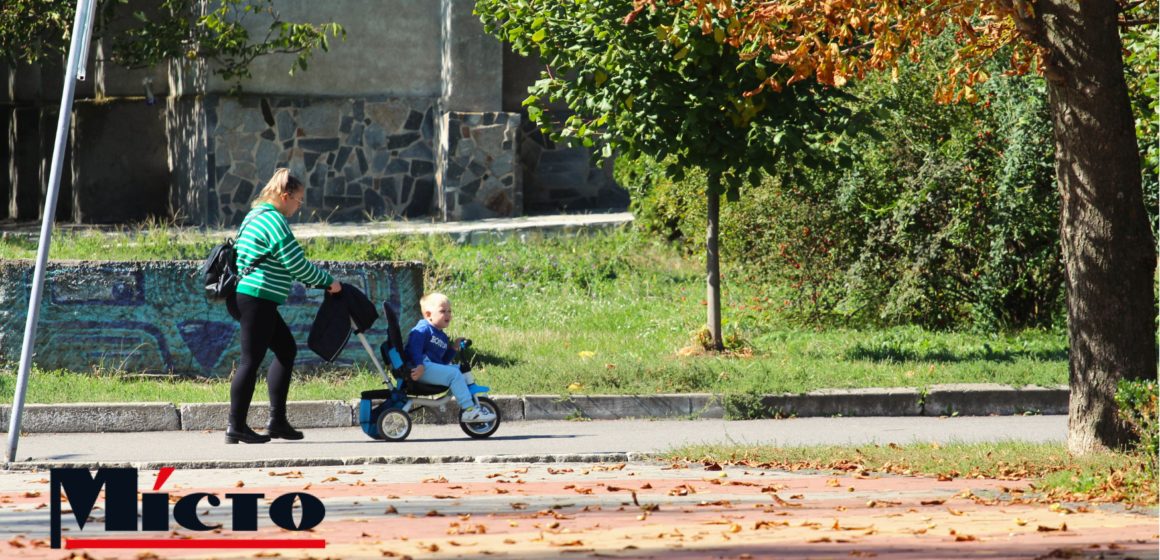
top-left (418, 357), bottom-right (473, 409)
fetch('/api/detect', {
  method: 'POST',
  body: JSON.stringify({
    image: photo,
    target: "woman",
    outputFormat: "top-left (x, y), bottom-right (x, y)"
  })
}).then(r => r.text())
top-left (225, 168), bottom-right (340, 444)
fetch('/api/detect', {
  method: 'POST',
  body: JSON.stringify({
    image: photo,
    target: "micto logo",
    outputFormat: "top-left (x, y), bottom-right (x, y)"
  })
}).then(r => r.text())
top-left (50, 467), bottom-right (326, 550)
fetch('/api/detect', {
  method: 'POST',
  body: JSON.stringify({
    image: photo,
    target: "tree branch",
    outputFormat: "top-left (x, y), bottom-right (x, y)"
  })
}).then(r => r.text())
top-left (1119, 17), bottom-right (1158, 26)
top-left (1119, 0), bottom-right (1149, 13)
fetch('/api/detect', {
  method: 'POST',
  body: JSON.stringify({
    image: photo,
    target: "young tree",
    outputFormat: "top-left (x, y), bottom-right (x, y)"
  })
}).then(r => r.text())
top-left (0, 0), bottom-right (344, 96)
top-left (475, 0), bottom-right (887, 350)
top-left (629, 0), bottom-right (1156, 453)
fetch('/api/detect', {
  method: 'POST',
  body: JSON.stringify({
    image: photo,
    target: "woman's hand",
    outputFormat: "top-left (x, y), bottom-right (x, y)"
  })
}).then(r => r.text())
top-left (327, 280), bottom-right (342, 293)
top-left (410, 363), bottom-right (425, 381)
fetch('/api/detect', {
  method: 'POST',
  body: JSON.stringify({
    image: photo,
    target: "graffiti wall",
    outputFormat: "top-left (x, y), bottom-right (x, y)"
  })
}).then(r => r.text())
top-left (0, 260), bottom-right (423, 377)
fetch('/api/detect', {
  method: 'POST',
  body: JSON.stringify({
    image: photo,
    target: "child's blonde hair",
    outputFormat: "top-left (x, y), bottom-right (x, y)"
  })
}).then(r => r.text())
top-left (420, 293), bottom-right (450, 314)
top-left (251, 168), bottom-right (304, 207)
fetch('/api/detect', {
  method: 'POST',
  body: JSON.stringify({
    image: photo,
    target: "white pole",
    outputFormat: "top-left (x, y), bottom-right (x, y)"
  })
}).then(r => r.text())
top-left (6, 0), bottom-right (96, 463)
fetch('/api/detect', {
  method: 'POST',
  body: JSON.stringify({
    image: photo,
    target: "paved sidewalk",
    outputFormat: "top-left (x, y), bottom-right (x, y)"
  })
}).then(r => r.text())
top-left (5, 416), bottom-right (1067, 466)
top-left (0, 461), bottom-right (1154, 559)
top-left (1, 212), bottom-right (634, 243)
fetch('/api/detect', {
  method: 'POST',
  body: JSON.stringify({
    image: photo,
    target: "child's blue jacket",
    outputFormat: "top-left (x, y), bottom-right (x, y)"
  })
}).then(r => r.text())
top-left (406, 319), bottom-right (458, 366)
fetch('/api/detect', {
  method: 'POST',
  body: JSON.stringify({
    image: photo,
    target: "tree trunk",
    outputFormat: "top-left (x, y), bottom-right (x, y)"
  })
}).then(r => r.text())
top-left (706, 173), bottom-right (723, 351)
top-left (1039, 0), bottom-right (1158, 453)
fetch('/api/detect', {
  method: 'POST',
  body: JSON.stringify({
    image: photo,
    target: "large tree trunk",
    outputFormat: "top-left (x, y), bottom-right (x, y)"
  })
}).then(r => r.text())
top-left (1039, 0), bottom-right (1158, 453)
top-left (706, 173), bottom-right (723, 351)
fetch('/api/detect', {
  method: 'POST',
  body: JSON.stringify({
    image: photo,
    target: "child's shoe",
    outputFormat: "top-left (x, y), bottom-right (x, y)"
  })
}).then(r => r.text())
top-left (461, 406), bottom-right (497, 423)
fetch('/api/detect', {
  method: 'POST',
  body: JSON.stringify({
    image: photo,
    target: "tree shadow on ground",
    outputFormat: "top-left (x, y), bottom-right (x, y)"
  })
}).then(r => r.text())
top-left (845, 345), bottom-right (1068, 364)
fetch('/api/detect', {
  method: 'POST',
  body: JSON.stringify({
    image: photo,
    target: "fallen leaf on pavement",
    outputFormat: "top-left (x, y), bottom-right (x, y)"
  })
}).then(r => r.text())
top-left (383, 506), bottom-right (398, 514)
top-left (1038, 523), bottom-right (1067, 532)
top-left (921, 499), bottom-right (945, 506)
top-left (422, 476), bottom-right (449, 484)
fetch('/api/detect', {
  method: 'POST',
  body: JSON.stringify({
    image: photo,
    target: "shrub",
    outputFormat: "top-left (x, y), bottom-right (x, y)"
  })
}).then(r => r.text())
top-left (1116, 378), bottom-right (1159, 473)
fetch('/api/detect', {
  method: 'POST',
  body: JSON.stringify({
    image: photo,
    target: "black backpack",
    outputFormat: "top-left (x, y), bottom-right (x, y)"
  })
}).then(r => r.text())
top-left (202, 209), bottom-right (273, 303)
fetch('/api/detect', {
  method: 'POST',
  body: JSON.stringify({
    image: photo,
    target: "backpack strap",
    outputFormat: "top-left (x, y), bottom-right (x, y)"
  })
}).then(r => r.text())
top-left (236, 208), bottom-right (275, 277)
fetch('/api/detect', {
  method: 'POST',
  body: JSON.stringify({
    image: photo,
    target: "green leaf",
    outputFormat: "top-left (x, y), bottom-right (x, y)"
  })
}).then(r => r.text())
top-left (532, 29), bottom-right (546, 42)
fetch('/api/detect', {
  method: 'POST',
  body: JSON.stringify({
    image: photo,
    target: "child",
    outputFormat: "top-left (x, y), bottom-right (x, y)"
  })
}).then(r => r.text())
top-left (406, 293), bottom-right (496, 422)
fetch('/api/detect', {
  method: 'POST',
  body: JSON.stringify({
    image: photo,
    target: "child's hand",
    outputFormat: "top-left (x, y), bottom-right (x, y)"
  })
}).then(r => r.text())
top-left (453, 337), bottom-right (467, 349)
top-left (410, 363), bottom-right (425, 381)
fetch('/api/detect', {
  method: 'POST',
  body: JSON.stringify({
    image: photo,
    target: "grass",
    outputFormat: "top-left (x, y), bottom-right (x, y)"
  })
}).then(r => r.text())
top-left (662, 440), bottom-right (1158, 506)
top-left (0, 225), bottom-right (1069, 403)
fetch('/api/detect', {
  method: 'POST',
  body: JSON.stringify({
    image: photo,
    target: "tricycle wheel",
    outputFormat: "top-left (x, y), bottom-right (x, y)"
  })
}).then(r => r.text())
top-left (460, 396), bottom-right (501, 439)
top-left (377, 407), bottom-right (412, 441)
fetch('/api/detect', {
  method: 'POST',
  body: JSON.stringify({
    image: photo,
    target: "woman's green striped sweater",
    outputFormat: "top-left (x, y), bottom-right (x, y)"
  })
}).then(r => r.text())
top-left (235, 204), bottom-right (333, 304)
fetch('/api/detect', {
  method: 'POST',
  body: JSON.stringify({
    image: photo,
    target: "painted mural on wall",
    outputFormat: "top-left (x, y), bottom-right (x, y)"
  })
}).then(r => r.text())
top-left (0, 260), bottom-right (423, 377)
top-left (206, 96), bottom-right (439, 225)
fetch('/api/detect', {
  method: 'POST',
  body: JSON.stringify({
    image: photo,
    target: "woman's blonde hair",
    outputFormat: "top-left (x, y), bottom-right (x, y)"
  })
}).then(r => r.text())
top-left (251, 168), bottom-right (304, 208)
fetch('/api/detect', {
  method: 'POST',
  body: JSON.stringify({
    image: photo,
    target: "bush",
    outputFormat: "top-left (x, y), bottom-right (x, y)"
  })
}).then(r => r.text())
top-left (1116, 378), bottom-right (1159, 473)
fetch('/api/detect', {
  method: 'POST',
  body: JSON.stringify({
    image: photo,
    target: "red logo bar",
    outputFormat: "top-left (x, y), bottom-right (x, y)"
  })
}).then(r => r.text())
top-left (65, 539), bottom-right (327, 549)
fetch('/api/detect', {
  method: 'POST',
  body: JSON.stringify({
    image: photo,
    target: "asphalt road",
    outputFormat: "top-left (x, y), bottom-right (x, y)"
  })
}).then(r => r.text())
top-left (6, 415), bottom-right (1066, 464)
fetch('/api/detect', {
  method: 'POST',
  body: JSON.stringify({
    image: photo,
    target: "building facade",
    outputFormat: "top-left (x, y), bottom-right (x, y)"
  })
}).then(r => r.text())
top-left (0, 0), bottom-right (627, 225)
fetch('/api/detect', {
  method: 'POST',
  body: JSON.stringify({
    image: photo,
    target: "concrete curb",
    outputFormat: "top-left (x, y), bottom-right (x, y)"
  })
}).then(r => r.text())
top-left (762, 388), bottom-right (923, 417)
top-left (524, 395), bottom-right (691, 420)
top-left (0, 402), bottom-right (180, 433)
top-left (180, 400), bottom-right (353, 431)
top-left (924, 383), bottom-right (1069, 416)
top-left (1, 452), bottom-right (660, 471)
top-left (0, 384), bottom-right (1070, 435)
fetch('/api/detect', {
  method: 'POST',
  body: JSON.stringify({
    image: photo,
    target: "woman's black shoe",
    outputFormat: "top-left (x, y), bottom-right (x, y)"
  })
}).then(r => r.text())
top-left (265, 415), bottom-right (304, 440)
top-left (225, 424), bottom-right (271, 444)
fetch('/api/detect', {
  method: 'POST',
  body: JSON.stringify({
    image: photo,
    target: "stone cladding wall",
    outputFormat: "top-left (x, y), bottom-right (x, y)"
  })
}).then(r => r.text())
top-left (437, 111), bottom-right (522, 221)
top-left (206, 96), bottom-right (438, 225)
top-left (517, 114), bottom-right (630, 215)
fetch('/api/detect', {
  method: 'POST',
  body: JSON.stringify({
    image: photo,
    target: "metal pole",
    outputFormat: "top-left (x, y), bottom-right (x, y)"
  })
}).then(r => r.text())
top-left (6, 0), bottom-right (95, 463)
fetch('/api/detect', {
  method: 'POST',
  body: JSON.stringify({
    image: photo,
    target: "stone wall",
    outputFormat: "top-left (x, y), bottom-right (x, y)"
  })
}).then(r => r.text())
top-left (517, 115), bottom-right (629, 215)
top-left (205, 96), bottom-right (438, 225)
top-left (0, 260), bottom-right (423, 377)
top-left (437, 111), bottom-right (522, 221)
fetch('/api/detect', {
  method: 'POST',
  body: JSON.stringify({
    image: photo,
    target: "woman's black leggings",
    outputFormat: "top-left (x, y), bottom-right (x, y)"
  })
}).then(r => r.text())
top-left (229, 293), bottom-right (297, 421)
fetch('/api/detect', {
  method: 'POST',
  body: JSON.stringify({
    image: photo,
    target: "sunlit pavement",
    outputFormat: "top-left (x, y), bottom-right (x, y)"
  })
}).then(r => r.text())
top-left (0, 462), bottom-right (1155, 560)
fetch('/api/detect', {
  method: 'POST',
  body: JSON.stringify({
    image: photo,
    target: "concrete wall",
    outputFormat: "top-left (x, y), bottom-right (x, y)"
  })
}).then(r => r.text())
top-left (204, 0), bottom-right (442, 98)
top-left (71, 100), bottom-right (170, 223)
top-left (0, 259), bottom-right (423, 377)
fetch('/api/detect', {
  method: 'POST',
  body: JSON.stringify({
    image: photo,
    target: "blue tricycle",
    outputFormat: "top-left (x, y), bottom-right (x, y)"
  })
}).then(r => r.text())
top-left (353, 302), bottom-right (500, 442)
